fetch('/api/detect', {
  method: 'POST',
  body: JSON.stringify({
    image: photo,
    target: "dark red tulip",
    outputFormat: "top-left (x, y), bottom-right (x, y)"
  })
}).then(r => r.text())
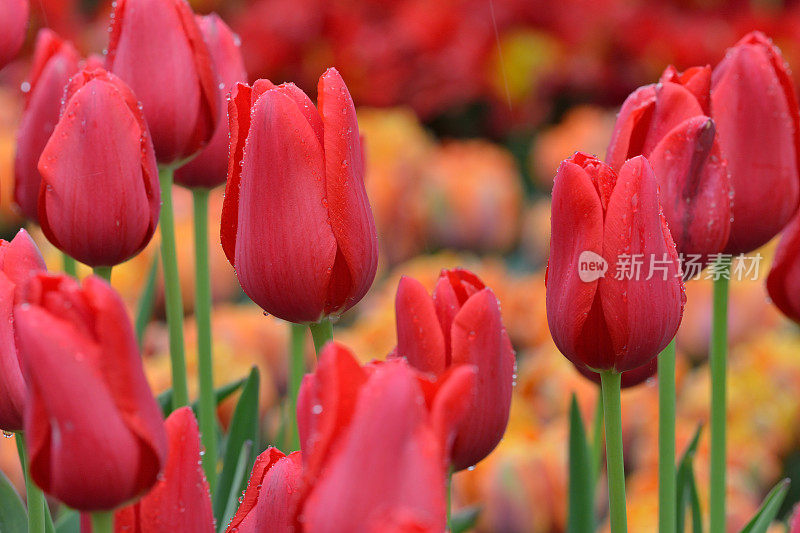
top-left (107, 0), bottom-right (218, 164)
top-left (576, 358), bottom-right (657, 389)
top-left (0, 230), bottom-right (45, 431)
top-left (294, 342), bottom-right (475, 531)
top-left (0, 0), bottom-right (28, 69)
top-left (546, 153), bottom-right (685, 373)
top-left (394, 268), bottom-right (515, 471)
top-left (766, 212), bottom-right (800, 324)
top-left (15, 274), bottom-right (167, 511)
top-left (37, 67), bottom-right (160, 267)
top-left (114, 407), bottom-right (214, 532)
top-left (711, 31), bottom-right (800, 254)
top-left (607, 65), bottom-right (731, 257)
top-left (220, 68), bottom-right (378, 324)
top-left (224, 448), bottom-right (302, 532)
top-left (14, 30), bottom-right (80, 222)
top-left (175, 13), bottom-right (247, 188)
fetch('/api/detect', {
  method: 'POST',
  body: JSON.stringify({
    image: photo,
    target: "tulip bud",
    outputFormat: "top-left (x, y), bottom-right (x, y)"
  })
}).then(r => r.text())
top-left (107, 0), bottom-right (218, 164)
top-left (766, 213), bottom-right (800, 324)
top-left (711, 31), bottom-right (800, 254)
top-left (394, 268), bottom-right (515, 471)
top-left (220, 68), bottom-right (378, 324)
top-left (546, 153), bottom-right (685, 373)
top-left (37, 67), bottom-right (160, 267)
top-left (0, 0), bottom-right (28, 69)
top-left (115, 407), bottom-right (214, 532)
top-left (14, 30), bottom-right (81, 222)
top-left (607, 65), bottom-right (731, 257)
top-left (175, 14), bottom-right (247, 188)
top-left (0, 230), bottom-right (45, 431)
top-left (15, 274), bottom-right (167, 510)
top-left (224, 448), bottom-right (302, 532)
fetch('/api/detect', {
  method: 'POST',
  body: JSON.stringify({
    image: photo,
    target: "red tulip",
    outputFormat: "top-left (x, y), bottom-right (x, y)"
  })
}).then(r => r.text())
top-left (294, 342), bottom-right (475, 531)
top-left (114, 407), bottom-right (214, 532)
top-left (766, 212), bottom-right (800, 324)
top-left (107, 0), bottom-right (218, 164)
top-left (175, 13), bottom-right (247, 188)
top-left (0, 0), bottom-right (28, 69)
top-left (14, 273), bottom-right (167, 510)
top-left (220, 68), bottom-right (378, 324)
top-left (14, 29), bottom-right (80, 222)
top-left (224, 448), bottom-right (302, 532)
top-left (711, 31), bottom-right (800, 254)
top-left (37, 67), bottom-right (160, 267)
top-left (546, 153), bottom-right (685, 373)
top-left (394, 268), bottom-right (515, 471)
top-left (607, 65), bottom-right (731, 257)
top-left (0, 230), bottom-right (45, 431)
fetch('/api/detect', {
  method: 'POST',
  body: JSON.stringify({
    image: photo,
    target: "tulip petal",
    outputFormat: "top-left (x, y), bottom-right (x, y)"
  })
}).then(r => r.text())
top-left (659, 65), bottom-right (712, 114)
top-left (0, 229), bottom-right (46, 288)
top-left (432, 269), bottom-right (485, 360)
top-left (271, 82), bottom-right (324, 146)
top-left (421, 364), bottom-right (477, 458)
top-left (232, 88), bottom-right (336, 322)
top-left (640, 81), bottom-right (705, 155)
top-left (0, 275), bottom-right (24, 431)
top-left (0, 0), bottom-right (27, 70)
top-left (395, 276), bottom-right (447, 375)
top-left (606, 85), bottom-right (656, 169)
top-left (767, 213), bottom-right (800, 324)
top-left (600, 156), bottom-right (684, 372)
top-left (317, 68), bottom-right (378, 316)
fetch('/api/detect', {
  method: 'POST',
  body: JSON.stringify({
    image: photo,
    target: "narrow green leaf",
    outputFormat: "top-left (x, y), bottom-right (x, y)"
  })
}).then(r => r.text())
top-left (0, 469), bottom-right (26, 532)
top-left (45, 502), bottom-right (55, 533)
top-left (568, 394), bottom-right (595, 533)
top-left (739, 479), bottom-right (790, 533)
top-left (54, 508), bottom-right (80, 533)
top-left (676, 424), bottom-right (703, 532)
top-left (688, 465), bottom-right (702, 533)
top-left (218, 440), bottom-right (253, 533)
top-left (134, 253), bottom-right (159, 348)
top-left (158, 375), bottom-right (248, 418)
top-left (213, 366), bottom-right (260, 525)
top-left (451, 505), bottom-right (481, 533)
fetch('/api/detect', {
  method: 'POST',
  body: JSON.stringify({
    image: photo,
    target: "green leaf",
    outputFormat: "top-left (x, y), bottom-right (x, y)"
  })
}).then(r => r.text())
top-left (218, 440), bottom-right (253, 532)
top-left (54, 508), bottom-right (80, 533)
top-left (451, 505), bottom-right (481, 533)
top-left (45, 502), bottom-right (55, 533)
top-left (739, 479), bottom-right (790, 533)
top-left (568, 394), bottom-right (595, 533)
top-left (158, 375), bottom-right (248, 418)
top-left (676, 425), bottom-right (703, 533)
top-left (688, 465), bottom-right (702, 533)
top-left (213, 366), bottom-right (260, 526)
top-left (0, 469), bottom-right (26, 532)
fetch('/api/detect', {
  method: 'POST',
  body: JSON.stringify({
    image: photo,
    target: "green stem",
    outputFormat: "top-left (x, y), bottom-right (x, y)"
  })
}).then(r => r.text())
top-left (192, 188), bottom-right (217, 493)
top-left (288, 323), bottom-right (306, 450)
top-left (158, 165), bottom-right (189, 410)
top-left (62, 253), bottom-right (77, 277)
top-left (15, 433), bottom-right (45, 533)
top-left (709, 258), bottom-right (730, 533)
top-left (658, 339), bottom-right (676, 533)
top-left (134, 254), bottom-right (159, 348)
top-left (92, 266), bottom-right (112, 281)
top-left (90, 511), bottom-right (113, 533)
top-left (591, 392), bottom-right (605, 484)
top-left (600, 370), bottom-right (627, 533)
top-left (308, 318), bottom-right (334, 354)
top-left (446, 467), bottom-right (453, 530)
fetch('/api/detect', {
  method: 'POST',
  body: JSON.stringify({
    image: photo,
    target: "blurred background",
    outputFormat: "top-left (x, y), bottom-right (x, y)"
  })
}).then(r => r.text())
top-left (3, 0), bottom-right (800, 531)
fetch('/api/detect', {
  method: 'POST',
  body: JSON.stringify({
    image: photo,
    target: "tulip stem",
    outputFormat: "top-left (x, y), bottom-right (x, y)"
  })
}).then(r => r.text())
top-left (158, 165), bottom-right (189, 410)
top-left (709, 258), bottom-right (730, 533)
top-left (446, 467), bottom-right (454, 530)
top-left (90, 511), bottom-right (113, 533)
top-left (92, 266), bottom-right (112, 281)
top-left (591, 392), bottom-right (605, 484)
top-left (308, 318), bottom-right (334, 354)
top-left (288, 323), bottom-right (306, 450)
top-left (15, 433), bottom-right (45, 533)
top-left (600, 370), bottom-right (627, 533)
top-left (658, 339), bottom-right (676, 533)
top-left (193, 187), bottom-right (217, 493)
top-left (62, 253), bottom-right (77, 277)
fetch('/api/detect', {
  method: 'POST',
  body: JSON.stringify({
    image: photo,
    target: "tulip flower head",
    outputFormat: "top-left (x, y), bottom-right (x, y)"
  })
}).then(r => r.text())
top-left (220, 68), bottom-right (378, 324)
top-left (0, 230), bottom-right (46, 432)
top-left (711, 31), bottom-right (800, 254)
top-left (14, 273), bottom-right (167, 511)
top-left (394, 268), bottom-right (515, 471)
top-left (546, 153), bottom-right (685, 373)
top-left (175, 13), bottom-right (247, 188)
top-left (607, 64), bottom-right (731, 258)
top-left (107, 0), bottom-right (218, 164)
top-left (14, 29), bottom-right (81, 222)
top-left (37, 67), bottom-right (160, 268)
top-left (0, 0), bottom-right (28, 69)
